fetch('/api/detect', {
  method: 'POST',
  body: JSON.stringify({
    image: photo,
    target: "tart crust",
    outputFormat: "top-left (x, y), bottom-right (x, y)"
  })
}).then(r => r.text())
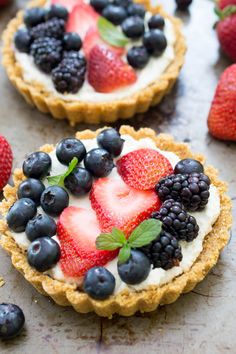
top-left (0, 126), bottom-right (232, 317)
top-left (2, 0), bottom-right (186, 125)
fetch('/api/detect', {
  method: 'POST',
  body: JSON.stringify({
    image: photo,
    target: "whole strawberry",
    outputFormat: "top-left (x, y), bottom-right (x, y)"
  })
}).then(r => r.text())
top-left (0, 136), bottom-right (13, 191)
top-left (218, 0), bottom-right (236, 9)
top-left (207, 64), bottom-right (236, 141)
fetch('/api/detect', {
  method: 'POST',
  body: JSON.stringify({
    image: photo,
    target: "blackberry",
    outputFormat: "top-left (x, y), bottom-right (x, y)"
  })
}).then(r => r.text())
top-left (30, 18), bottom-right (65, 40)
top-left (140, 231), bottom-right (183, 270)
top-left (30, 37), bottom-right (62, 73)
top-left (152, 199), bottom-right (199, 242)
top-left (156, 173), bottom-right (211, 211)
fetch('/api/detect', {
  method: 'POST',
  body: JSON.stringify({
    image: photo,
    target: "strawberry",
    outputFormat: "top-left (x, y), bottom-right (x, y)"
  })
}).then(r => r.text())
top-left (90, 177), bottom-right (161, 235)
top-left (88, 45), bottom-right (137, 93)
top-left (57, 207), bottom-right (117, 278)
top-left (66, 3), bottom-right (99, 40)
top-left (0, 136), bottom-right (13, 191)
top-left (207, 64), bottom-right (236, 141)
top-left (51, 0), bottom-right (83, 12)
top-left (218, 0), bottom-right (236, 9)
top-left (116, 149), bottom-right (174, 191)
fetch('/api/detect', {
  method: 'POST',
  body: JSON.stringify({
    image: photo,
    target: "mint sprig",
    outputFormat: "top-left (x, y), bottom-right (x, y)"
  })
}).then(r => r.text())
top-left (96, 219), bottom-right (162, 264)
top-left (97, 16), bottom-right (129, 48)
top-left (47, 157), bottom-right (78, 187)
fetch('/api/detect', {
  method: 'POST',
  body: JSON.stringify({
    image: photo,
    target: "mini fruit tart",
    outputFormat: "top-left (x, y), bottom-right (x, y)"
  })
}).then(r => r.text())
top-left (2, 0), bottom-right (186, 125)
top-left (0, 127), bottom-right (232, 317)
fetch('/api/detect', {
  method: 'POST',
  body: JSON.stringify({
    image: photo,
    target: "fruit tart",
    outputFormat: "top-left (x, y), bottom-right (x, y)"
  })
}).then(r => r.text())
top-left (0, 126), bottom-right (232, 317)
top-left (2, 0), bottom-right (186, 125)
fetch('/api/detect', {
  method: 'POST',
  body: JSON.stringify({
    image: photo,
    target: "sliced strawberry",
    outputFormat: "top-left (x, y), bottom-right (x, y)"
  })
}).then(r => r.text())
top-left (90, 177), bottom-right (161, 235)
top-left (88, 45), bottom-right (137, 93)
top-left (66, 3), bottom-right (99, 40)
top-left (51, 0), bottom-right (83, 12)
top-left (116, 149), bottom-right (174, 191)
top-left (57, 207), bottom-right (117, 278)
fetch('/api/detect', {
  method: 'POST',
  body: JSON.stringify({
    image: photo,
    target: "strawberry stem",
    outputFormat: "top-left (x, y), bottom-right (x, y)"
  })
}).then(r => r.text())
top-left (215, 5), bottom-right (236, 20)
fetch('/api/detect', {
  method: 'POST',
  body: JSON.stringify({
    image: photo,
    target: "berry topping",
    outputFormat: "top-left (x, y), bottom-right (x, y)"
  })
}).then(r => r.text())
top-left (25, 214), bottom-right (57, 242)
top-left (148, 14), bottom-right (165, 30)
top-left (121, 16), bottom-right (145, 39)
top-left (127, 3), bottom-right (145, 18)
top-left (90, 0), bottom-right (109, 13)
top-left (30, 37), bottom-right (63, 73)
top-left (140, 230), bottom-right (183, 270)
top-left (0, 304), bottom-right (25, 339)
top-left (56, 138), bottom-right (86, 165)
top-left (14, 29), bottom-right (32, 53)
top-left (24, 7), bottom-right (46, 28)
top-left (46, 4), bottom-right (69, 21)
top-left (63, 32), bottom-right (82, 51)
top-left (30, 18), bottom-right (65, 40)
top-left (90, 177), bottom-right (161, 235)
top-left (117, 148), bottom-right (174, 191)
top-left (127, 45), bottom-right (150, 69)
top-left (0, 135), bottom-right (13, 191)
top-left (113, 0), bottom-right (133, 7)
top-left (156, 173), bottom-right (211, 211)
top-left (102, 5), bottom-right (127, 25)
top-left (117, 250), bottom-right (151, 285)
top-left (23, 151), bottom-right (52, 179)
top-left (6, 198), bottom-right (37, 233)
top-left (97, 128), bottom-right (124, 157)
top-left (51, 0), bottom-right (81, 12)
top-left (27, 237), bottom-right (61, 272)
top-left (64, 167), bottom-right (93, 196)
top-left (84, 148), bottom-right (114, 177)
top-left (143, 29), bottom-right (167, 56)
top-left (88, 45), bottom-right (137, 93)
top-left (17, 178), bottom-right (45, 206)
top-left (176, 0), bottom-right (193, 10)
top-left (83, 267), bottom-right (115, 300)
top-left (174, 159), bottom-right (204, 175)
top-left (152, 200), bottom-right (199, 242)
top-left (40, 186), bottom-right (69, 217)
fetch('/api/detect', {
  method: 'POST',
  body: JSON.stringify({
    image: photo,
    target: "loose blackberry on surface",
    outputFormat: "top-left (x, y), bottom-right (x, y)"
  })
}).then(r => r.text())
top-left (30, 18), bottom-right (65, 40)
top-left (56, 138), bottom-right (86, 165)
top-left (40, 186), bottom-right (69, 217)
top-left (127, 46), bottom-right (150, 69)
top-left (64, 167), bottom-right (93, 196)
top-left (0, 304), bottom-right (25, 339)
top-left (84, 148), bottom-right (114, 177)
top-left (121, 16), bottom-right (145, 39)
top-left (6, 198), bottom-right (37, 233)
top-left (24, 7), bottom-right (46, 28)
top-left (17, 178), bottom-right (45, 206)
top-left (148, 14), bottom-right (165, 30)
top-left (14, 29), bottom-right (32, 53)
top-left (97, 128), bottom-right (124, 157)
top-left (102, 5), bottom-right (127, 25)
top-left (23, 151), bottom-right (52, 179)
top-left (83, 267), bottom-right (116, 300)
top-left (25, 214), bottom-right (57, 242)
top-left (143, 29), bottom-right (167, 56)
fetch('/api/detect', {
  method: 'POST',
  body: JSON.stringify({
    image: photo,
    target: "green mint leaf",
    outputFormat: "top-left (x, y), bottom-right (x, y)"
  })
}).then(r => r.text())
top-left (118, 244), bottom-right (131, 264)
top-left (98, 16), bottom-right (129, 48)
top-left (111, 227), bottom-right (127, 244)
top-left (47, 157), bottom-right (78, 187)
top-left (96, 229), bottom-right (126, 251)
top-left (128, 219), bottom-right (162, 248)
top-left (47, 174), bottom-right (63, 186)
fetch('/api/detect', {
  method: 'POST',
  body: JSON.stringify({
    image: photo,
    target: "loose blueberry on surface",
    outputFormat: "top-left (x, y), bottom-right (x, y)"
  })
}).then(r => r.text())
top-left (127, 45), bottom-right (149, 69)
top-left (6, 198), bottom-right (37, 233)
top-left (102, 5), bottom-right (127, 25)
top-left (56, 138), bottom-right (86, 165)
top-left (40, 186), bottom-right (69, 217)
top-left (127, 3), bottom-right (145, 18)
top-left (0, 304), bottom-right (25, 339)
top-left (148, 14), bottom-right (165, 30)
top-left (14, 29), bottom-right (32, 53)
top-left (97, 128), bottom-right (124, 157)
top-left (90, 0), bottom-right (109, 12)
top-left (63, 32), bottom-right (82, 51)
top-left (84, 148), bottom-right (114, 177)
top-left (117, 250), bottom-right (151, 285)
top-left (25, 214), bottom-right (57, 242)
top-left (64, 167), bottom-right (93, 196)
top-left (24, 7), bottom-right (46, 28)
top-left (46, 4), bottom-right (69, 20)
top-left (121, 16), bottom-right (145, 39)
top-left (143, 29), bottom-right (167, 56)
top-left (174, 159), bottom-right (204, 175)
top-left (27, 237), bottom-right (61, 272)
top-left (17, 178), bottom-right (45, 206)
top-left (83, 267), bottom-right (116, 300)
top-left (23, 151), bottom-right (52, 179)
top-left (176, 0), bottom-right (193, 10)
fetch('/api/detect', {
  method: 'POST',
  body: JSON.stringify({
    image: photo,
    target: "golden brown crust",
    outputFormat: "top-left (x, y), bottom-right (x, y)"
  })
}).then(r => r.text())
top-left (0, 126), bottom-right (232, 317)
top-left (2, 0), bottom-right (186, 125)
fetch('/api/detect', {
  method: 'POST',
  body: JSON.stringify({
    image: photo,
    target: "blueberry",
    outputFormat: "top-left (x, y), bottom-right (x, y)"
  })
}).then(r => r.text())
top-left (176, 0), bottom-right (193, 10)
top-left (97, 128), bottom-right (124, 157)
top-left (127, 45), bottom-right (149, 69)
top-left (6, 198), bottom-right (37, 233)
top-left (83, 267), bottom-right (115, 300)
top-left (113, 0), bottom-right (133, 8)
top-left (174, 159), bottom-right (204, 175)
top-left (40, 186), bottom-right (69, 217)
top-left (46, 4), bottom-right (69, 20)
top-left (102, 5), bottom-right (127, 25)
top-left (148, 14), bottom-right (165, 30)
top-left (90, 0), bottom-right (109, 12)
top-left (25, 214), bottom-right (57, 242)
top-left (117, 250), bottom-right (151, 285)
top-left (63, 32), bottom-right (82, 51)
top-left (27, 237), bottom-right (61, 272)
top-left (84, 148), bottom-right (114, 177)
top-left (143, 29), bottom-right (167, 56)
top-left (0, 304), bottom-right (25, 339)
top-left (64, 167), bottom-right (93, 196)
top-left (24, 7), bottom-right (46, 28)
top-left (23, 151), bottom-right (52, 179)
top-left (17, 178), bottom-right (45, 206)
top-left (127, 3), bottom-right (145, 18)
top-left (14, 29), bottom-right (32, 53)
top-left (56, 138), bottom-right (86, 165)
top-left (121, 16), bottom-right (145, 39)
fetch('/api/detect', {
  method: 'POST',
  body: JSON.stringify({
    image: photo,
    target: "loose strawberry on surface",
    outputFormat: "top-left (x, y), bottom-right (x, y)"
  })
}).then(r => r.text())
top-left (0, 136), bottom-right (13, 192)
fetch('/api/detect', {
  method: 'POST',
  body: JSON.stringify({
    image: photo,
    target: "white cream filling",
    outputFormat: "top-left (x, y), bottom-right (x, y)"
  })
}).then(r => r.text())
top-left (10, 135), bottom-right (221, 294)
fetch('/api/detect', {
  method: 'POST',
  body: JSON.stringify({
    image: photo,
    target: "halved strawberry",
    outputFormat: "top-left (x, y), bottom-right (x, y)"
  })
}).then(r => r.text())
top-left (51, 0), bottom-right (83, 12)
top-left (90, 177), bottom-right (161, 235)
top-left (57, 207), bottom-right (117, 278)
top-left (116, 149), bottom-right (174, 191)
